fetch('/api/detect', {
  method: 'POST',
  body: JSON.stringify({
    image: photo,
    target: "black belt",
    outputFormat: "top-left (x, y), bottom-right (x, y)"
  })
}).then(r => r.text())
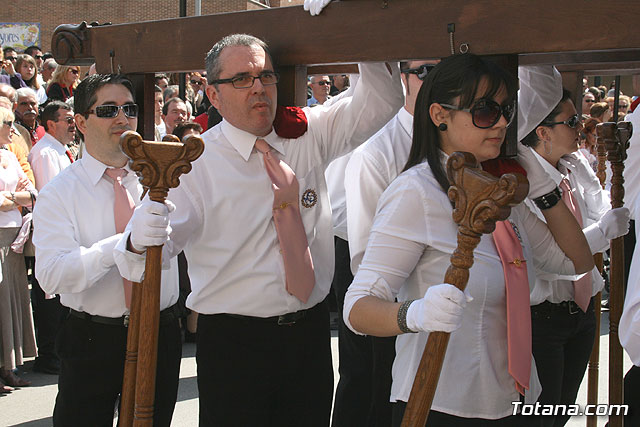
top-left (531, 299), bottom-right (590, 316)
top-left (225, 302), bottom-right (322, 326)
top-left (69, 304), bottom-right (178, 327)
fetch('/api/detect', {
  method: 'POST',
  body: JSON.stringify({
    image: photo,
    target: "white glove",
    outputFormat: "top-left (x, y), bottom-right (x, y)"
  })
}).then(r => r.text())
top-left (129, 197), bottom-right (175, 252)
top-left (303, 0), bottom-right (332, 16)
top-left (517, 143), bottom-right (557, 199)
top-left (599, 207), bottom-right (630, 240)
top-left (562, 152), bottom-right (601, 194)
top-left (405, 284), bottom-right (468, 333)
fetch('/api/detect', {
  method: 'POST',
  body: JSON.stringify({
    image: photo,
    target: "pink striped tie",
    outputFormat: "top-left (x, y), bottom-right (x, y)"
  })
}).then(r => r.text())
top-left (559, 177), bottom-right (591, 312)
top-left (255, 139), bottom-right (315, 303)
top-left (493, 220), bottom-right (531, 395)
top-left (104, 168), bottom-right (136, 308)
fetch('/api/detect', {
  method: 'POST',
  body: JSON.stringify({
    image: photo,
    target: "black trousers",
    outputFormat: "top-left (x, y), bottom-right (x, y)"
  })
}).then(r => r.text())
top-left (331, 237), bottom-right (396, 427)
top-left (391, 402), bottom-right (523, 427)
top-left (53, 310), bottom-right (182, 427)
top-left (625, 365), bottom-right (640, 425)
top-left (196, 300), bottom-right (334, 427)
top-left (29, 257), bottom-right (67, 363)
top-left (531, 299), bottom-right (596, 427)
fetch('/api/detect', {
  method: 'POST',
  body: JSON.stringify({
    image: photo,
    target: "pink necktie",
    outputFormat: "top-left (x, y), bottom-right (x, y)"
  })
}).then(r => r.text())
top-left (104, 168), bottom-right (136, 308)
top-left (255, 138), bottom-right (315, 303)
top-left (493, 220), bottom-right (531, 395)
top-left (559, 177), bottom-right (591, 312)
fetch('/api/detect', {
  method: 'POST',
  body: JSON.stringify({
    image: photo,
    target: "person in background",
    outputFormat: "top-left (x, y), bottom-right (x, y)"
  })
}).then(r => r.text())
top-left (41, 59), bottom-right (57, 88)
top-left (0, 106), bottom-right (37, 390)
top-left (590, 101), bottom-right (611, 123)
top-left (308, 75), bottom-right (332, 106)
top-left (46, 65), bottom-right (79, 103)
top-left (14, 88), bottom-right (45, 146)
top-left (581, 91), bottom-right (596, 116)
top-left (330, 74), bottom-right (350, 96)
top-left (154, 85), bottom-right (165, 140)
top-left (0, 49), bottom-right (27, 90)
top-left (15, 54), bottom-right (47, 105)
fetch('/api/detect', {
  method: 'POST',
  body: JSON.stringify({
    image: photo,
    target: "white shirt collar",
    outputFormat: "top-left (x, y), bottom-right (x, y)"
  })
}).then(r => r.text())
top-left (532, 149), bottom-right (567, 184)
top-left (42, 132), bottom-right (65, 148)
top-left (220, 119), bottom-right (284, 161)
top-left (80, 150), bottom-right (134, 186)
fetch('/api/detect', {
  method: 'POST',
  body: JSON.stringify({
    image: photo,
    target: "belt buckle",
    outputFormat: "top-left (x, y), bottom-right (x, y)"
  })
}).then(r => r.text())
top-left (277, 314), bottom-right (296, 326)
top-left (568, 303), bottom-right (579, 315)
top-left (123, 314), bottom-right (130, 327)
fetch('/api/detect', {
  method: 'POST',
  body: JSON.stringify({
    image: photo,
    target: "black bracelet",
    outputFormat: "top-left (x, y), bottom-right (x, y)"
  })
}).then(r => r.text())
top-left (397, 299), bottom-right (417, 334)
top-left (532, 187), bottom-right (562, 210)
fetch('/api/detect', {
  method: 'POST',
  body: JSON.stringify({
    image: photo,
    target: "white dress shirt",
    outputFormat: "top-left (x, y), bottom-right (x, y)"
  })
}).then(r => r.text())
top-left (28, 132), bottom-right (72, 191)
top-left (623, 110), bottom-right (640, 219)
top-left (344, 159), bottom-right (577, 419)
top-left (115, 62), bottom-right (404, 318)
top-left (620, 199), bottom-right (640, 365)
top-left (524, 150), bottom-right (611, 305)
top-left (324, 153), bottom-right (351, 240)
top-left (344, 106), bottom-right (413, 273)
top-left (33, 151), bottom-right (179, 317)
top-left (0, 149), bottom-right (33, 228)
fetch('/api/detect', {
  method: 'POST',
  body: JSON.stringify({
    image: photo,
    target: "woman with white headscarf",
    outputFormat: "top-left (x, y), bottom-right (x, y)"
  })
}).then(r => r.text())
top-left (519, 66), bottom-right (630, 427)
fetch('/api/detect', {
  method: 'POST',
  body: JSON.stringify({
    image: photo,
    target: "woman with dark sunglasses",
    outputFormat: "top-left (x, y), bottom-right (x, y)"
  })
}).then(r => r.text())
top-left (343, 54), bottom-right (594, 426)
top-left (46, 65), bottom-right (79, 103)
top-left (520, 70), bottom-right (630, 427)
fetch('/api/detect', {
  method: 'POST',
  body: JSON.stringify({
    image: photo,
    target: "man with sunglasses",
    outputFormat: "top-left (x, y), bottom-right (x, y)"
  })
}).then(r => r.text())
top-left (116, 33), bottom-right (403, 426)
top-left (332, 60), bottom-right (433, 426)
top-left (0, 48), bottom-right (27, 90)
top-left (32, 74), bottom-right (181, 426)
top-left (308, 74), bottom-right (332, 106)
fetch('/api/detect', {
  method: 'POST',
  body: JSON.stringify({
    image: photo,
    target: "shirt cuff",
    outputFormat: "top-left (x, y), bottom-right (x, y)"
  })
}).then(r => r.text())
top-left (113, 230), bottom-right (147, 282)
top-left (583, 222), bottom-right (609, 254)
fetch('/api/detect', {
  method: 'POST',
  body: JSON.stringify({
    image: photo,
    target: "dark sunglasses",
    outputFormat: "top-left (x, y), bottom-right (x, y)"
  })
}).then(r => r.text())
top-left (315, 81), bottom-right (331, 86)
top-left (35, 55), bottom-right (44, 59)
top-left (2, 120), bottom-right (13, 127)
top-left (86, 104), bottom-right (139, 119)
top-left (402, 64), bottom-right (434, 81)
top-left (440, 98), bottom-right (516, 129)
top-left (69, 69), bottom-right (79, 75)
top-left (543, 114), bottom-right (580, 129)
top-left (584, 99), bottom-right (596, 103)
top-left (6, 56), bottom-right (17, 62)
top-left (56, 117), bottom-right (75, 124)
top-left (190, 80), bottom-right (203, 85)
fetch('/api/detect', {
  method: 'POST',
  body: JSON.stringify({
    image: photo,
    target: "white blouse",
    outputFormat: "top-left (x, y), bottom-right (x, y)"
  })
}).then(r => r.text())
top-left (344, 159), bottom-right (576, 419)
top-left (0, 148), bottom-right (34, 228)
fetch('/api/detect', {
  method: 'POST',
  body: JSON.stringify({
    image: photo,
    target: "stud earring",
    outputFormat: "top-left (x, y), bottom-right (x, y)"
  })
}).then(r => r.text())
top-left (438, 123), bottom-right (448, 131)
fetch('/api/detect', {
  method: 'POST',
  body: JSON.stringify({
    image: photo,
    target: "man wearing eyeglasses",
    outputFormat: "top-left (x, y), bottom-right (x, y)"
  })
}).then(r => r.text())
top-left (0, 48), bottom-right (27, 90)
top-left (116, 33), bottom-right (403, 426)
top-left (332, 60), bottom-right (433, 426)
top-left (32, 74), bottom-right (181, 426)
top-left (308, 75), bottom-right (332, 106)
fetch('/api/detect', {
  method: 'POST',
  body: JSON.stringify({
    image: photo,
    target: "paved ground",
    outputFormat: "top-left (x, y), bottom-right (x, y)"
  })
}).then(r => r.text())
top-left (0, 312), bottom-right (632, 426)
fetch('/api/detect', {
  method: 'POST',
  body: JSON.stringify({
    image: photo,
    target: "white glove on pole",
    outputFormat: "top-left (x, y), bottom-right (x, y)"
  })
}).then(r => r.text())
top-left (599, 207), bottom-right (630, 240)
top-left (303, 0), bottom-right (332, 16)
top-left (405, 284), bottom-right (468, 333)
top-left (517, 143), bottom-right (557, 199)
top-left (562, 152), bottom-right (602, 195)
top-left (129, 197), bottom-right (174, 253)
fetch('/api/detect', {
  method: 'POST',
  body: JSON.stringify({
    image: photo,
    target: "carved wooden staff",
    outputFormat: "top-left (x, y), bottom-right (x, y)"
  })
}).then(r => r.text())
top-left (119, 131), bottom-right (205, 427)
top-left (586, 136), bottom-right (609, 427)
top-left (401, 152), bottom-right (529, 427)
top-left (599, 121), bottom-right (632, 427)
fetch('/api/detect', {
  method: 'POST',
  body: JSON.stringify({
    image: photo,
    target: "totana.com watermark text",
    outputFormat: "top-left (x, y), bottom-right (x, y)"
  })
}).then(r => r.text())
top-left (512, 402), bottom-right (628, 416)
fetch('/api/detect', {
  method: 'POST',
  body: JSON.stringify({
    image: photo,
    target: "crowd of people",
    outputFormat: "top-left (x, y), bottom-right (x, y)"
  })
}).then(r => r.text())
top-left (1, 1), bottom-right (640, 426)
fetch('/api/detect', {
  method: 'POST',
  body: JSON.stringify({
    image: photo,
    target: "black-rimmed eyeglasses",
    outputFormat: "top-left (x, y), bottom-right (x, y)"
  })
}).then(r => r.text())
top-left (543, 114), bottom-right (580, 129)
top-left (209, 71), bottom-right (279, 89)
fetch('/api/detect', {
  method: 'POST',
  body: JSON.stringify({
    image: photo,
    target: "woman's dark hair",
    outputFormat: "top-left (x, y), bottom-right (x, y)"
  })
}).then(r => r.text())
top-left (589, 102), bottom-right (610, 121)
top-left (586, 86), bottom-right (601, 102)
top-left (521, 88), bottom-right (573, 149)
top-left (403, 53), bottom-right (517, 193)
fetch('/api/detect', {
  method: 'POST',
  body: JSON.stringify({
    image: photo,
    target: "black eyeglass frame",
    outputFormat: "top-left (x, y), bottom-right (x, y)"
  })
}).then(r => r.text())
top-left (209, 71), bottom-right (280, 89)
top-left (439, 98), bottom-right (517, 129)
top-left (85, 104), bottom-right (139, 119)
top-left (55, 117), bottom-right (76, 124)
top-left (543, 114), bottom-right (581, 129)
top-left (401, 64), bottom-right (435, 81)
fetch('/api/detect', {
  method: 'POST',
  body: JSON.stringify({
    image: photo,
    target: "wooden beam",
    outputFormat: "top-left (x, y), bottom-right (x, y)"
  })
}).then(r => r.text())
top-left (53, 0), bottom-right (640, 73)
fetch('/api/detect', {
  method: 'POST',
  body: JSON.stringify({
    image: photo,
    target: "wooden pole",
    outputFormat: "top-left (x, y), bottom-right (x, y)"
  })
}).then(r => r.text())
top-left (586, 138), bottom-right (608, 427)
top-left (120, 281), bottom-right (142, 425)
top-left (401, 152), bottom-right (529, 426)
top-left (599, 121), bottom-right (632, 427)
top-left (118, 132), bottom-right (204, 426)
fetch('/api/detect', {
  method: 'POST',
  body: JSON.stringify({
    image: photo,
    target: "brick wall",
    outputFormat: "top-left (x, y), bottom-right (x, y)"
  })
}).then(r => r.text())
top-left (0, 0), bottom-right (297, 53)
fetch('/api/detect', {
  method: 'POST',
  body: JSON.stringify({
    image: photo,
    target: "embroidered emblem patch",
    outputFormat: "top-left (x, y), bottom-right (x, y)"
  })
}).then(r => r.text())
top-left (301, 189), bottom-right (318, 208)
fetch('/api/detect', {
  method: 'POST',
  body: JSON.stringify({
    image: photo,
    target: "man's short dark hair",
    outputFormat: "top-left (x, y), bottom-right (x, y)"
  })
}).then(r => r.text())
top-left (24, 45), bottom-right (41, 56)
top-left (3, 47), bottom-right (16, 56)
top-left (205, 34), bottom-right (272, 84)
top-left (172, 121), bottom-right (203, 140)
top-left (74, 74), bottom-right (135, 118)
top-left (41, 101), bottom-right (72, 131)
top-left (154, 84), bottom-right (162, 93)
top-left (162, 97), bottom-right (184, 116)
